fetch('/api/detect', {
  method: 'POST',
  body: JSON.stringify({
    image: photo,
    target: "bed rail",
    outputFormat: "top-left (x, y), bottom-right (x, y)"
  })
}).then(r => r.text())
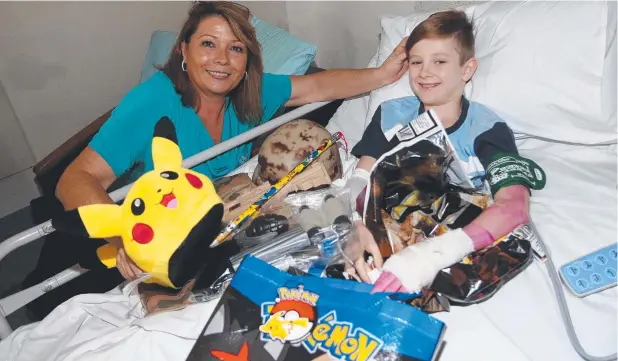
top-left (0, 100), bottom-right (333, 340)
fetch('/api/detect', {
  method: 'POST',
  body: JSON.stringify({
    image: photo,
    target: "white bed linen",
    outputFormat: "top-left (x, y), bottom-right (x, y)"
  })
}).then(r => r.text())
top-left (1, 142), bottom-right (615, 361)
top-left (433, 140), bottom-right (617, 361)
top-left (0, 281), bottom-right (220, 361)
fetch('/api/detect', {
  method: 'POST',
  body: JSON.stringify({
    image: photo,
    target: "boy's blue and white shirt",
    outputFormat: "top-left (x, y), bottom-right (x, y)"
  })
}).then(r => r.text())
top-left (352, 96), bottom-right (524, 193)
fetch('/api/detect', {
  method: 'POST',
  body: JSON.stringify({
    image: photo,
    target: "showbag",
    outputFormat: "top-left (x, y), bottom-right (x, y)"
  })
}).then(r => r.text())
top-left (186, 255), bottom-right (446, 361)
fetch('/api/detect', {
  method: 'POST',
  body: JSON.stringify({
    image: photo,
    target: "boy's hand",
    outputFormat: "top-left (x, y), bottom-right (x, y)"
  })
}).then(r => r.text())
top-left (371, 271), bottom-right (407, 293)
top-left (344, 220), bottom-right (384, 283)
top-left (378, 36), bottom-right (409, 86)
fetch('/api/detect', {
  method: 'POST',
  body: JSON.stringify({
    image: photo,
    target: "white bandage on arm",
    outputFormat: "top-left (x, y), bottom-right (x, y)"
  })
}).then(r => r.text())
top-left (346, 168), bottom-right (371, 199)
top-left (382, 228), bottom-right (475, 293)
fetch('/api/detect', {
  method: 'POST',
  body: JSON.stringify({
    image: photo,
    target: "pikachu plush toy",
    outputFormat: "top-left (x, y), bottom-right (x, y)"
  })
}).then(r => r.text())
top-left (52, 116), bottom-right (226, 290)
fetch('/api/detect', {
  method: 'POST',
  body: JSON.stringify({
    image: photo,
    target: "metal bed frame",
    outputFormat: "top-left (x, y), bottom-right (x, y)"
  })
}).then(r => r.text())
top-left (0, 100), bottom-right (333, 340)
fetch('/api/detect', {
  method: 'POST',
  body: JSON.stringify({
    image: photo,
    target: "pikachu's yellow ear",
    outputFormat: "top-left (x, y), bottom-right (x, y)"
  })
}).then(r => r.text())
top-left (52, 204), bottom-right (123, 239)
top-left (152, 116), bottom-right (183, 170)
top-left (97, 244), bottom-right (118, 268)
top-left (77, 204), bottom-right (123, 239)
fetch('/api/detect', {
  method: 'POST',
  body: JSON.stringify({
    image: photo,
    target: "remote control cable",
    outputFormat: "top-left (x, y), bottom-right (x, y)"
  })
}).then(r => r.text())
top-left (530, 220), bottom-right (617, 361)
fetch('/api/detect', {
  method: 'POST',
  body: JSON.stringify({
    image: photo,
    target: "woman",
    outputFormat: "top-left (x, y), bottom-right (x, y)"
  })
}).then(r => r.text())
top-left (52, 2), bottom-right (407, 283)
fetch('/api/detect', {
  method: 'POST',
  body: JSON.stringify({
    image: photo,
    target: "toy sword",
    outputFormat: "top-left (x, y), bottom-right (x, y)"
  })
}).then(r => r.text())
top-left (210, 131), bottom-right (344, 248)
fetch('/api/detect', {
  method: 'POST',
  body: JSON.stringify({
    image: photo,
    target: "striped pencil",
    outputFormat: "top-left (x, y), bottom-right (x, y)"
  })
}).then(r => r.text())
top-left (210, 131), bottom-right (343, 248)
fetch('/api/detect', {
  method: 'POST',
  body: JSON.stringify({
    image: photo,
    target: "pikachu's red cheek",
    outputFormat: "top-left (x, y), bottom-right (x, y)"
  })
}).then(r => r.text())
top-left (132, 223), bottom-right (154, 244)
top-left (185, 173), bottom-right (203, 189)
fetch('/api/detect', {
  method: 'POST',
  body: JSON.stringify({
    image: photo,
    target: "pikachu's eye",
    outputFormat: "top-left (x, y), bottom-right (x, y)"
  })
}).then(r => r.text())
top-left (160, 171), bottom-right (179, 180)
top-left (131, 198), bottom-right (145, 216)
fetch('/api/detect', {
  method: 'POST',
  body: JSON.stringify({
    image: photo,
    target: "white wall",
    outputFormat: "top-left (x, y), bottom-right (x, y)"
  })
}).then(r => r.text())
top-left (239, 1), bottom-right (289, 31)
top-left (284, 1), bottom-right (477, 69)
top-left (242, 1), bottom-right (477, 70)
top-left (0, 1), bottom-right (472, 163)
top-left (0, 1), bottom-right (193, 161)
top-left (0, 80), bottom-right (34, 178)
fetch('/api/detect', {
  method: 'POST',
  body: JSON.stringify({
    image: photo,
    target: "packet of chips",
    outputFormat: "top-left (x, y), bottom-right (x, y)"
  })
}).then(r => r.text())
top-left (363, 109), bottom-right (535, 312)
top-left (185, 255), bottom-right (446, 361)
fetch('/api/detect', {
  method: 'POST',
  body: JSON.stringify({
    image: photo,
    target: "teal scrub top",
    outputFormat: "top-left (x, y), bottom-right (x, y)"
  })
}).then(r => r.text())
top-left (89, 71), bottom-right (292, 182)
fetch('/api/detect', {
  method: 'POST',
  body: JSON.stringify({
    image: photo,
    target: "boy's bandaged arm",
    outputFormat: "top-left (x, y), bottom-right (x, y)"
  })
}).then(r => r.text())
top-left (382, 151), bottom-right (545, 292)
top-left (464, 184), bottom-right (530, 250)
top-left (382, 185), bottom-right (531, 292)
top-left (463, 151), bottom-right (546, 250)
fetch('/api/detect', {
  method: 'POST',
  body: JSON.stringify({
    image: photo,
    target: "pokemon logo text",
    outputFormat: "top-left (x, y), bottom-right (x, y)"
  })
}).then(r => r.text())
top-left (259, 286), bottom-right (383, 361)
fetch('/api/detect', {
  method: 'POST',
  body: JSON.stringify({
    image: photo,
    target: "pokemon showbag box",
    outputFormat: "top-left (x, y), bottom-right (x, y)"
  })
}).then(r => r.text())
top-left (52, 116), bottom-right (227, 290)
top-left (186, 255), bottom-right (446, 361)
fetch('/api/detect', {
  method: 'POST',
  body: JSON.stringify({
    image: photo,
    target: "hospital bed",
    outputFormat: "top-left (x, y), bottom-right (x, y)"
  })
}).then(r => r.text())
top-left (0, 1), bottom-right (616, 361)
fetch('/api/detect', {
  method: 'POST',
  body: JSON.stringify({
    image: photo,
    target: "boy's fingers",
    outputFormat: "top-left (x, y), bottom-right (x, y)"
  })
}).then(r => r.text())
top-left (371, 279), bottom-right (391, 294)
top-left (354, 259), bottom-right (371, 283)
top-left (381, 278), bottom-right (402, 294)
top-left (366, 242), bottom-right (384, 269)
top-left (344, 263), bottom-right (361, 282)
top-left (386, 282), bottom-right (402, 293)
top-left (370, 272), bottom-right (399, 294)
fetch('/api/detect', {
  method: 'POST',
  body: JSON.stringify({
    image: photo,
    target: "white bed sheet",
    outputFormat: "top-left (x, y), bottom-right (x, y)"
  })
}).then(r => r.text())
top-left (432, 139), bottom-right (617, 361)
top-left (1, 141), bottom-right (615, 361)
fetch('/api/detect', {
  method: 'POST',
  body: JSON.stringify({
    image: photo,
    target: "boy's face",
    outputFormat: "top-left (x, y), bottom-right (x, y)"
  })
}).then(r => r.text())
top-left (407, 37), bottom-right (477, 107)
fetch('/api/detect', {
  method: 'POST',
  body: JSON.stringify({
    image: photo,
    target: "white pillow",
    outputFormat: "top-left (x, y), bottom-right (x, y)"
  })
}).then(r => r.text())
top-left (377, 15), bottom-right (414, 64)
top-left (326, 49), bottom-right (380, 150)
top-left (366, 2), bottom-right (615, 146)
top-left (601, 1), bottom-right (617, 137)
top-left (464, 1), bottom-right (613, 145)
top-left (365, 11), bottom-right (434, 134)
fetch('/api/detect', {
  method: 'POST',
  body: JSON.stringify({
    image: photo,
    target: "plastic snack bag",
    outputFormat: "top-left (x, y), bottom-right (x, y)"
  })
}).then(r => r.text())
top-left (284, 187), bottom-right (359, 277)
top-left (363, 110), bottom-right (534, 312)
top-left (185, 255), bottom-right (446, 361)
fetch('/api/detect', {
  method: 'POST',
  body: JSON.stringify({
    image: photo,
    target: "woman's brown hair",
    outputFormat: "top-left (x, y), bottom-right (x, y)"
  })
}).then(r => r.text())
top-left (160, 1), bottom-right (264, 125)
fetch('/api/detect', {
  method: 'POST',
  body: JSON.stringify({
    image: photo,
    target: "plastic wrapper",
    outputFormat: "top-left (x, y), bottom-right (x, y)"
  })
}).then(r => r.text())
top-left (233, 214), bottom-right (291, 249)
top-left (185, 255), bottom-right (446, 361)
top-left (285, 187), bottom-right (360, 274)
top-left (364, 112), bottom-right (534, 313)
top-left (192, 212), bottom-right (356, 305)
top-left (137, 187), bottom-right (360, 313)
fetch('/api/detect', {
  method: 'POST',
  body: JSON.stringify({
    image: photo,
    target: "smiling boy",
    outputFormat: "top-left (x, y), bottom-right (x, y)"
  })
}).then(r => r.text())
top-left (344, 10), bottom-right (545, 292)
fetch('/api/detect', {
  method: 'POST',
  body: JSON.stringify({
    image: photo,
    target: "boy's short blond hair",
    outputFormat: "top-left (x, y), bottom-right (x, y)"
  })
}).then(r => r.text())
top-left (405, 10), bottom-right (475, 65)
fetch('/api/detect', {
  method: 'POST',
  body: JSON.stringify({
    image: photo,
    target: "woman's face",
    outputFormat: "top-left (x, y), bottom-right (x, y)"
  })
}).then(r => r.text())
top-left (182, 15), bottom-right (248, 99)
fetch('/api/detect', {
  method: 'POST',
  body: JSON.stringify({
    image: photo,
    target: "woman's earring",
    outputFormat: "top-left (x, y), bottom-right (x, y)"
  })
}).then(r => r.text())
top-left (244, 71), bottom-right (248, 80)
top-left (182, 58), bottom-right (187, 72)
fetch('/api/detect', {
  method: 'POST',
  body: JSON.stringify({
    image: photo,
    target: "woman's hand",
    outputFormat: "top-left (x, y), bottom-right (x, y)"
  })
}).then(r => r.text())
top-left (286, 37), bottom-right (410, 107)
top-left (344, 220), bottom-right (384, 283)
top-left (378, 36), bottom-right (409, 85)
top-left (116, 244), bottom-right (144, 281)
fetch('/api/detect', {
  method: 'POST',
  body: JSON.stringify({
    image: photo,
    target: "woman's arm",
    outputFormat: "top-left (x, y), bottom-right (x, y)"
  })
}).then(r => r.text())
top-left (56, 146), bottom-right (143, 279)
top-left (285, 37), bottom-right (409, 107)
top-left (463, 184), bottom-right (530, 251)
top-left (56, 146), bottom-right (117, 211)
top-left (286, 68), bottom-right (389, 107)
top-left (56, 146), bottom-right (121, 249)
